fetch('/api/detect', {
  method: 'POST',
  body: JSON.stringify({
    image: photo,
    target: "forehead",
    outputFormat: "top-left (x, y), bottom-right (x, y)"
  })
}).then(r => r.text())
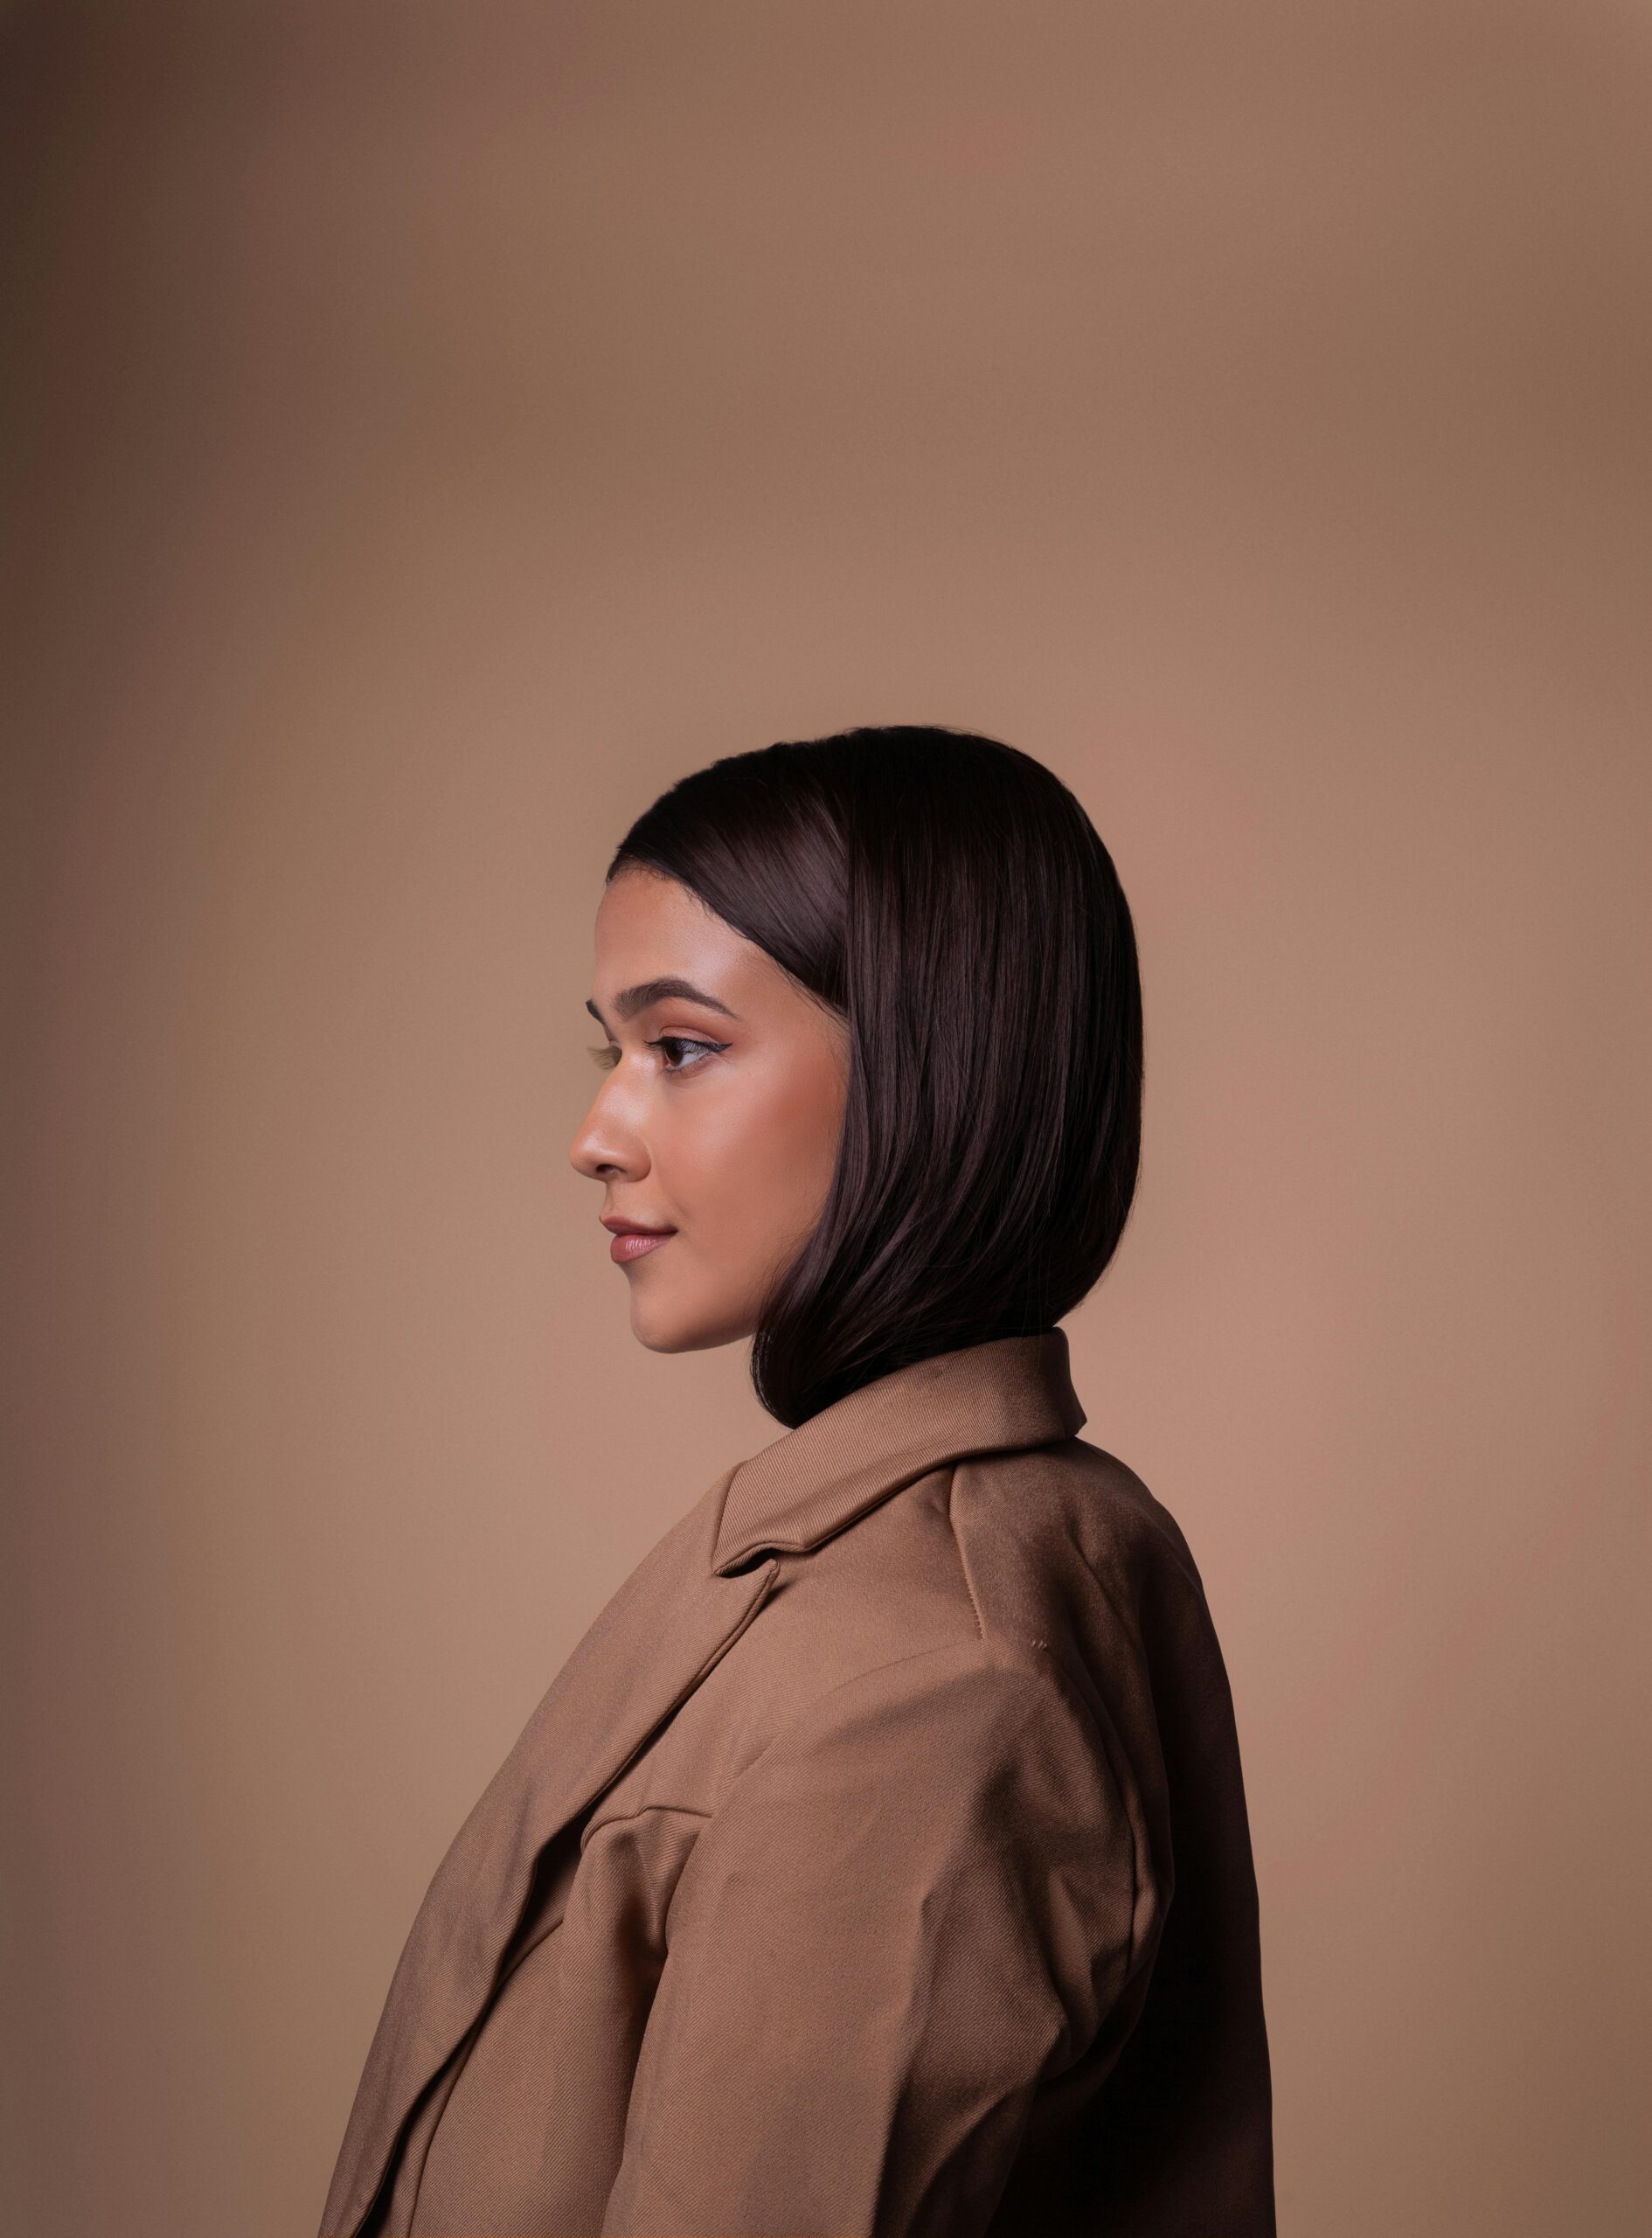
top-left (591, 869), bottom-right (769, 1009)
top-left (594, 866), bottom-right (738, 963)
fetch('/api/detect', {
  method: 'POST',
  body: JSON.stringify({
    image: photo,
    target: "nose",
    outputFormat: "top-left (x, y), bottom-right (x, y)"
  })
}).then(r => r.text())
top-left (569, 1091), bottom-right (644, 1185)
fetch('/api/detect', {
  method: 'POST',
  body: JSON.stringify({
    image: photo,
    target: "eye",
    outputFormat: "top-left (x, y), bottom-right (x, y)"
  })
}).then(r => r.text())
top-left (585, 1036), bottom-right (726, 1074)
top-left (651, 1034), bottom-right (725, 1073)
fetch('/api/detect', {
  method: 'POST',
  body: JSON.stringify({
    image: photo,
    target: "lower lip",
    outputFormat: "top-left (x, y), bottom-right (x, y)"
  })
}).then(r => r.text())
top-left (609, 1230), bottom-right (676, 1263)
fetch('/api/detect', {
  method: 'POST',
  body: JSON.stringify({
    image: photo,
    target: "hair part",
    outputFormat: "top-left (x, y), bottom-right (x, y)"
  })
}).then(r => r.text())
top-left (607, 725), bottom-right (1143, 1428)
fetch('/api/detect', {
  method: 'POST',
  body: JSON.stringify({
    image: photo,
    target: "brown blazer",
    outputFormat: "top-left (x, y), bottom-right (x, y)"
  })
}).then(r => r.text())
top-left (319, 1331), bottom-right (1274, 2237)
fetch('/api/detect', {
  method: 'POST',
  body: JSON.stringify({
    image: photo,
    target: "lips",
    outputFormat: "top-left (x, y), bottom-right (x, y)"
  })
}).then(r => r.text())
top-left (608, 1228), bottom-right (673, 1264)
top-left (601, 1216), bottom-right (677, 1265)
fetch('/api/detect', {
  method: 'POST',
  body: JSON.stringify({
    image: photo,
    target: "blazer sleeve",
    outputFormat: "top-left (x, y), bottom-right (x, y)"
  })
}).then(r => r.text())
top-left (599, 1638), bottom-right (1144, 2238)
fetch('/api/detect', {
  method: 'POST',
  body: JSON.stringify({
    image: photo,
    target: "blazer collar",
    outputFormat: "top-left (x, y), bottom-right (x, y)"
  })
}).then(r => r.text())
top-left (711, 1329), bottom-right (1086, 1575)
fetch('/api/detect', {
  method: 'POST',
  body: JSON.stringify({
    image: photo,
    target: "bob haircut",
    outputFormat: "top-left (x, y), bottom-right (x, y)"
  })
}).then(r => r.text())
top-left (607, 725), bottom-right (1143, 1429)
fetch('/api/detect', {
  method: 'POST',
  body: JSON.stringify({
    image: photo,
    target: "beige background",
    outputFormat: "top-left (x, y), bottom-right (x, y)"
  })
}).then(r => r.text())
top-left (4, 4), bottom-right (1649, 2234)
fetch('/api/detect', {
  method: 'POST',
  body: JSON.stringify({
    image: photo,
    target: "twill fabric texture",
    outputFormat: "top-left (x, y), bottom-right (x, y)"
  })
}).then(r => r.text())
top-left (317, 1330), bottom-right (1274, 2237)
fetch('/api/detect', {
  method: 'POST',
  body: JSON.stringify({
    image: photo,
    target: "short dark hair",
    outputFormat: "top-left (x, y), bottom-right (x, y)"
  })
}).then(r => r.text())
top-left (608, 726), bottom-right (1143, 1428)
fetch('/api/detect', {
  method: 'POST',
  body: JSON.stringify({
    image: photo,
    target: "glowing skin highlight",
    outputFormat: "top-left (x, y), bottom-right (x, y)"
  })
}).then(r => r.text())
top-left (569, 864), bottom-right (851, 1352)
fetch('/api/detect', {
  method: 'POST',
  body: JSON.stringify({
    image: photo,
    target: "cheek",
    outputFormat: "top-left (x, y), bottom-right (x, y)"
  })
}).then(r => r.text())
top-left (670, 1060), bottom-right (841, 1246)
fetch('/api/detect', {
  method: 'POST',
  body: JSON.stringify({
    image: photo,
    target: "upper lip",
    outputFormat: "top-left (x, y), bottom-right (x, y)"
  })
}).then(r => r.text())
top-left (600, 1214), bottom-right (677, 1236)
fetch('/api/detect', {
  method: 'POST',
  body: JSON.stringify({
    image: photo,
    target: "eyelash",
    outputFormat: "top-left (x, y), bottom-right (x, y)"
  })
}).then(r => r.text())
top-left (587, 1035), bottom-right (725, 1074)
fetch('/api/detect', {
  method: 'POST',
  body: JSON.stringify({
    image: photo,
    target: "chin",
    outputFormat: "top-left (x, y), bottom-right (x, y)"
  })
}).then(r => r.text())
top-left (628, 1288), bottom-right (755, 1354)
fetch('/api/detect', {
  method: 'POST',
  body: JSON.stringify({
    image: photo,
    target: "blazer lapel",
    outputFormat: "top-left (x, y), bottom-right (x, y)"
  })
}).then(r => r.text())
top-left (320, 1470), bottom-right (779, 2238)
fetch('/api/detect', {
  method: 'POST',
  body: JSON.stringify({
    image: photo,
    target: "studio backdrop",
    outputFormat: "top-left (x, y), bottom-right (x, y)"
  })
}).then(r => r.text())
top-left (3, 6), bottom-right (1649, 2236)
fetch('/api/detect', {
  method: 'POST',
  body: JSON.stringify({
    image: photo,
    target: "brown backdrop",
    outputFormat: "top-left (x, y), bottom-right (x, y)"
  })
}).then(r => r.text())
top-left (4, 5), bottom-right (1649, 2234)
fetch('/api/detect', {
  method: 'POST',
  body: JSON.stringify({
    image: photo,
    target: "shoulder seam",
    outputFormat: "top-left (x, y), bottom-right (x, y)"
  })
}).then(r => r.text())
top-left (944, 1451), bottom-right (1152, 1984)
top-left (945, 1461), bottom-right (989, 1642)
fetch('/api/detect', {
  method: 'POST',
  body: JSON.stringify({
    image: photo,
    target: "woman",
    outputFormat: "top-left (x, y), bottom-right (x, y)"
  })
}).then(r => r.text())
top-left (318, 726), bottom-right (1274, 2238)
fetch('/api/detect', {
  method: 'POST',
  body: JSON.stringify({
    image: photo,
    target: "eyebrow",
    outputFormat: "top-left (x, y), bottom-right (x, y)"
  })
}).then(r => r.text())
top-left (585, 977), bottom-right (740, 1034)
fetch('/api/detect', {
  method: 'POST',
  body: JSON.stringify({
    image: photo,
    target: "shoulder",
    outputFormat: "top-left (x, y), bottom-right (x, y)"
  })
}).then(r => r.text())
top-left (958, 1433), bottom-right (1204, 1574)
top-left (947, 1434), bottom-right (1213, 1655)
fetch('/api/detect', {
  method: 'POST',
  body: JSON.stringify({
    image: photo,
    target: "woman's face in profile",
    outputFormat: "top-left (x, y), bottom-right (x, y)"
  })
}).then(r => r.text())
top-left (570, 864), bottom-right (851, 1352)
